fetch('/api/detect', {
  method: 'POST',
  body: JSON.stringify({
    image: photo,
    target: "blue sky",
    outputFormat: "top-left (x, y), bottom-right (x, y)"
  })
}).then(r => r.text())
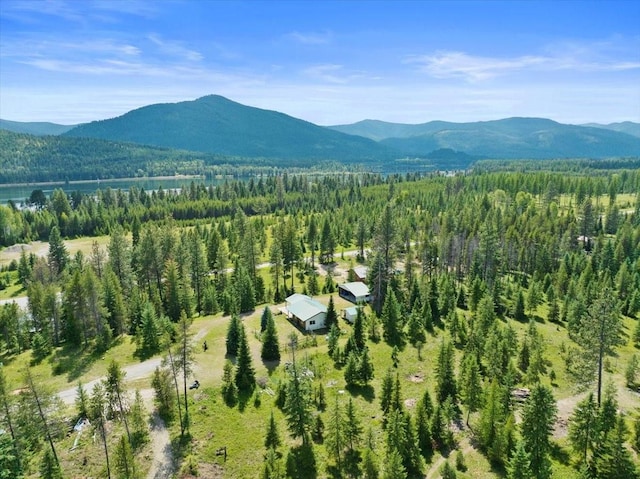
top-left (1, 0), bottom-right (639, 125)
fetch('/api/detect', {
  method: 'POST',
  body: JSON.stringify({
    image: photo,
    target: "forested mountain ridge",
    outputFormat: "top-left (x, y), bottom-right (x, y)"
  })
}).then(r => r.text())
top-left (0, 119), bottom-right (77, 135)
top-left (330, 117), bottom-right (640, 159)
top-left (64, 94), bottom-right (395, 163)
top-left (583, 121), bottom-right (640, 138)
top-left (0, 129), bottom-right (296, 183)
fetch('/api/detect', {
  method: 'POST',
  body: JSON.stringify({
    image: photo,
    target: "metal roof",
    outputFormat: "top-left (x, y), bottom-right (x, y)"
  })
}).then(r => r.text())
top-left (339, 281), bottom-right (371, 297)
top-left (287, 297), bottom-right (327, 322)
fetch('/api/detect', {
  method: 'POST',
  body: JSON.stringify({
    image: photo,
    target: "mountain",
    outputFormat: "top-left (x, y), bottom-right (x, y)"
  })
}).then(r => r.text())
top-left (330, 117), bottom-right (640, 159)
top-left (582, 121), bottom-right (640, 138)
top-left (0, 130), bottom-right (240, 183)
top-left (64, 95), bottom-right (393, 164)
top-left (0, 119), bottom-right (76, 135)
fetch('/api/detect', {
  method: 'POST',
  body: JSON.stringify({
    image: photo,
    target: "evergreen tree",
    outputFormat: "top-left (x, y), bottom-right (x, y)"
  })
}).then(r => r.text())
top-left (262, 447), bottom-right (286, 479)
top-left (344, 352), bottom-right (359, 387)
top-left (568, 392), bottom-right (598, 464)
top-left (385, 408), bottom-right (423, 477)
top-left (225, 314), bottom-right (242, 356)
top-left (325, 296), bottom-right (338, 330)
top-left (261, 309), bottom-right (281, 362)
top-left (284, 361), bottom-right (313, 445)
top-left (570, 286), bottom-right (624, 404)
top-left (221, 360), bottom-right (238, 406)
top-left (358, 346), bottom-right (375, 384)
top-left (521, 384), bottom-right (556, 479)
top-left (265, 410), bottom-right (282, 450)
top-left (235, 324), bottom-right (256, 391)
top-left (435, 339), bottom-right (458, 411)
top-left (114, 434), bottom-right (138, 479)
top-left (460, 353), bottom-right (483, 427)
top-left (440, 461), bottom-right (457, 479)
top-left (415, 392), bottom-right (433, 460)
top-left (130, 390), bottom-right (149, 448)
top-left (380, 368), bottom-right (395, 419)
top-left (383, 449), bottom-right (406, 479)
top-left (344, 397), bottom-right (363, 452)
top-left (39, 449), bottom-right (62, 479)
top-left (47, 226), bottom-right (68, 276)
top-left (593, 415), bottom-right (639, 479)
top-left (381, 289), bottom-right (403, 345)
top-left (514, 289), bottom-right (527, 321)
top-left (327, 323), bottom-right (340, 361)
top-left (326, 395), bottom-right (345, 471)
top-left (352, 307), bottom-right (366, 350)
top-left (507, 440), bottom-right (533, 479)
top-left (320, 216), bottom-right (336, 264)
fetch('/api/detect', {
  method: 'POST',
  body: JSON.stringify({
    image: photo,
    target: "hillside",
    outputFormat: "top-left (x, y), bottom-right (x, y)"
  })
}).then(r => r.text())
top-left (0, 130), bottom-right (241, 183)
top-left (64, 95), bottom-right (394, 163)
top-left (0, 119), bottom-right (76, 135)
top-left (583, 121), bottom-right (640, 138)
top-left (330, 117), bottom-right (640, 159)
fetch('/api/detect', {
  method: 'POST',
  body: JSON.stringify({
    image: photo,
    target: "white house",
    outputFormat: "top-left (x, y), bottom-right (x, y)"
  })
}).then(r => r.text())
top-left (338, 281), bottom-right (371, 304)
top-left (284, 294), bottom-right (327, 332)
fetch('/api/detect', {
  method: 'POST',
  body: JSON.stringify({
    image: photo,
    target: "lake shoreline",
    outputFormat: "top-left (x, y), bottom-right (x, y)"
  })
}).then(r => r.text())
top-left (0, 174), bottom-right (206, 189)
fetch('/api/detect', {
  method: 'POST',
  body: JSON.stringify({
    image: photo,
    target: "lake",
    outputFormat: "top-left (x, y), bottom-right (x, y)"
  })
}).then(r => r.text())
top-left (0, 176), bottom-right (233, 205)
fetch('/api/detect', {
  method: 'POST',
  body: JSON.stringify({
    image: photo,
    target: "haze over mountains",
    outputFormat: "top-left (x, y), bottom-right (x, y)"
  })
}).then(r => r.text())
top-left (1, 95), bottom-right (639, 176)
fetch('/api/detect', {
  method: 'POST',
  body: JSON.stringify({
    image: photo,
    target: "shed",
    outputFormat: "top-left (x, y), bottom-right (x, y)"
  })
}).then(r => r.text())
top-left (284, 294), bottom-right (327, 332)
top-left (338, 282), bottom-right (371, 304)
top-left (350, 266), bottom-right (369, 282)
top-left (342, 306), bottom-right (359, 324)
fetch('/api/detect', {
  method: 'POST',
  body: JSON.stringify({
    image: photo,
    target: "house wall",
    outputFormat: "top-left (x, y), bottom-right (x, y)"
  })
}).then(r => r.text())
top-left (304, 312), bottom-right (326, 331)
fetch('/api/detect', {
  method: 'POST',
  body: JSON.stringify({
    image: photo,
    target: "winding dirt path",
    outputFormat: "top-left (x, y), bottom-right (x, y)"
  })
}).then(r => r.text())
top-left (146, 412), bottom-right (176, 479)
top-left (425, 437), bottom-right (474, 479)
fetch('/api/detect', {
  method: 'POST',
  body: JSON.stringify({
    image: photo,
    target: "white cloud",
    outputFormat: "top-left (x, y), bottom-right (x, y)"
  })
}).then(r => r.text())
top-left (147, 34), bottom-right (203, 62)
top-left (287, 31), bottom-right (332, 45)
top-left (408, 45), bottom-right (640, 82)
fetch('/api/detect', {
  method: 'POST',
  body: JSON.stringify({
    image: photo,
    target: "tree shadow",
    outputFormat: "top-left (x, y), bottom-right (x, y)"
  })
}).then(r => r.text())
top-left (49, 342), bottom-right (106, 381)
top-left (263, 359), bottom-right (280, 375)
top-left (286, 442), bottom-right (317, 479)
top-left (550, 442), bottom-right (571, 465)
top-left (237, 388), bottom-right (253, 412)
top-left (345, 384), bottom-right (375, 402)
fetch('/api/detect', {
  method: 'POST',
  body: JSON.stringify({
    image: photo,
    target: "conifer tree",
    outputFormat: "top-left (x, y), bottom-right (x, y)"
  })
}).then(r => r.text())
top-left (358, 346), bottom-right (375, 384)
top-left (261, 308), bottom-right (281, 362)
top-left (435, 339), bottom-right (458, 411)
top-left (521, 384), bottom-right (556, 479)
top-left (568, 392), bottom-right (598, 464)
top-left (114, 434), bottom-right (137, 479)
top-left (381, 289), bottom-right (403, 345)
top-left (225, 314), bottom-right (242, 356)
top-left (507, 440), bottom-right (533, 479)
top-left (326, 395), bottom-right (345, 471)
top-left (235, 324), bottom-right (256, 391)
top-left (344, 397), bottom-right (362, 452)
top-left (383, 449), bottom-right (406, 479)
top-left (283, 359), bottom-right (313, 445)
top-left (325, 295), bottom-right (337, 330)
top-left (460, 353), bottom-right (483, 427)
top-left (221, 360), bottom-right (238, 406)
top-left (265, 410), bottom-right (282, 450)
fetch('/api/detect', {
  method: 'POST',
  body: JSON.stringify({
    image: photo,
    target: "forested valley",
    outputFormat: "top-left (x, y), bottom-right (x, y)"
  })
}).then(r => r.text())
top-left (0, 163), bottom-right (639, 479)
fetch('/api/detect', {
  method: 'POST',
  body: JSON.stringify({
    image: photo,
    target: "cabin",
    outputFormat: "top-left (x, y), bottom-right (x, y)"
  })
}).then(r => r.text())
top-left (342, 306), bottom-right (359, 324)
top-left (350, 265), bottom-right (369, 282)
top-left (338, 281), bottom-right (371, 304)
top-left (283, 294), bottom-right (327, 332)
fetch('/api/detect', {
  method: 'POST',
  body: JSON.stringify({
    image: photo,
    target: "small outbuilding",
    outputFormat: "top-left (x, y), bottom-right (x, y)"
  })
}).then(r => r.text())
top-left (350, 266), bottom-right (369, 282)
top-left (284, 294), bottom-right (327, 332)
top-left (338, 281), bottom-right (371, 304)
top-left (342, 306), bottom-right (360, 324)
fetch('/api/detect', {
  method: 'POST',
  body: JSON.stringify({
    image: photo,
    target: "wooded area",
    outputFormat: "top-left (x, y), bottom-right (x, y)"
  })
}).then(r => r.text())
top-left (0, 163), bottom-right (638, 478)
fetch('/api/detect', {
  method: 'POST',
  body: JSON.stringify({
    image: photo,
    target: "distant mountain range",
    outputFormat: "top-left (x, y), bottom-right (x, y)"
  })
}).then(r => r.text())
top-left (329, 118), bottom-right (640, 159)
top-left (0, 119), bottom-right (76, 136)
top-left (1, 96), bottom-right (639, 175)
top-left (581, 121), bottom-right (640, 138)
